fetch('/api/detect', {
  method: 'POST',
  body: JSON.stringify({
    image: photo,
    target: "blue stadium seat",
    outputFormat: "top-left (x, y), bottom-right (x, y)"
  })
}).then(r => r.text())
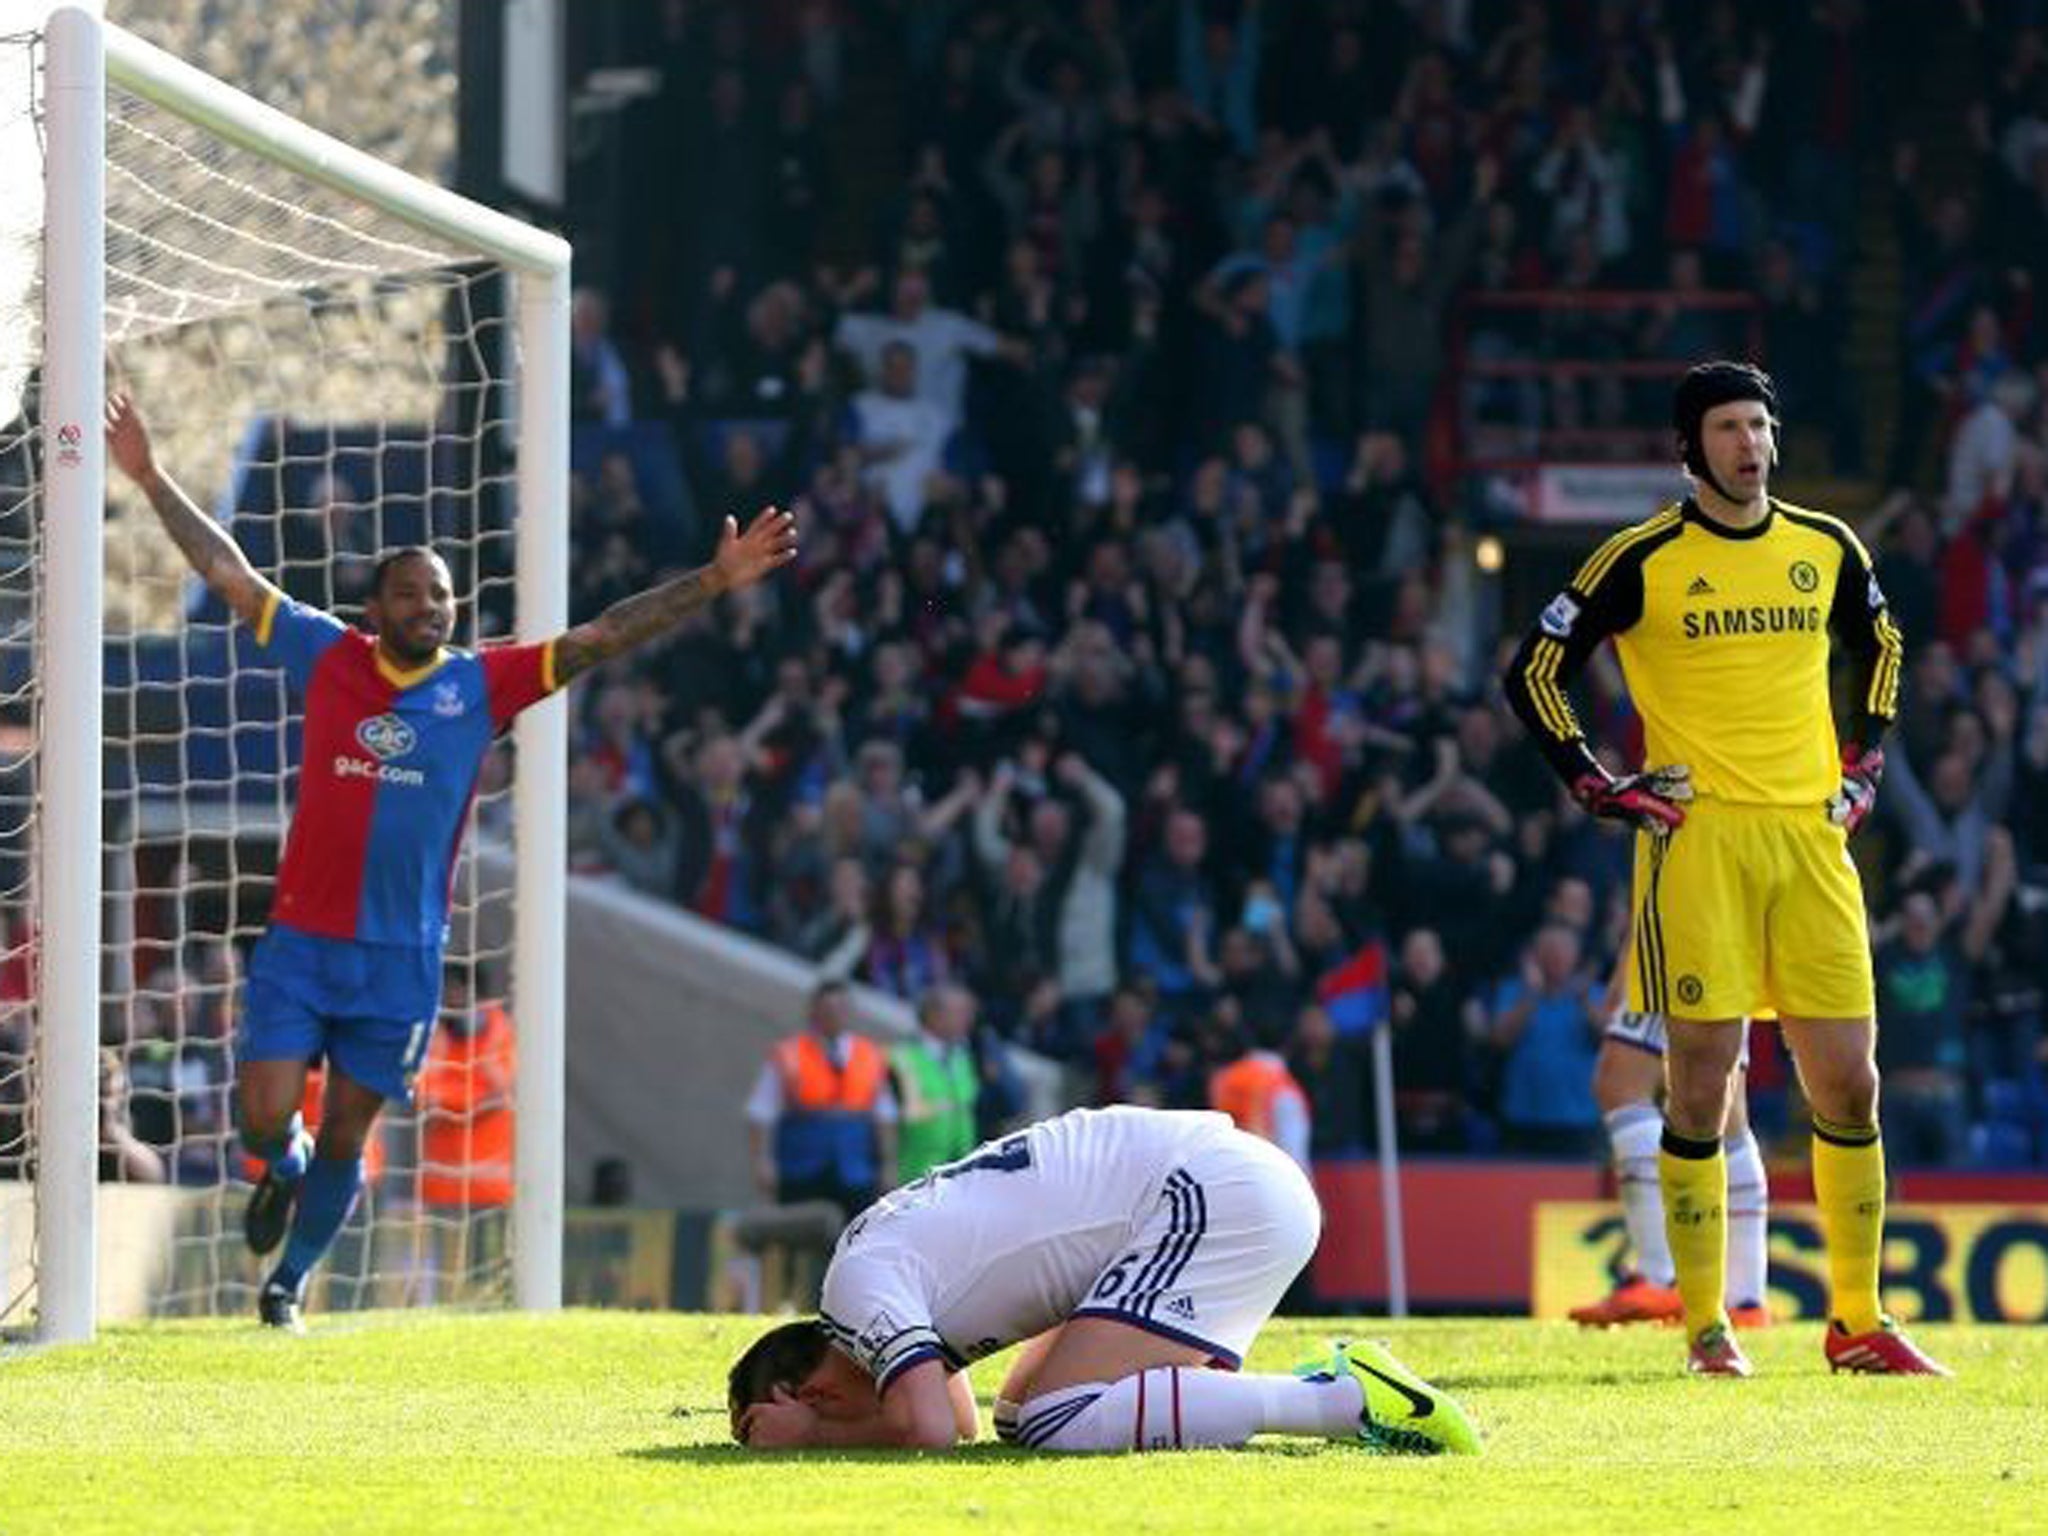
top-left (1310, 435), bottom-right (1348, 495)
top-left (573, 420), bottom-right (698, 551)
top-left (1965, 1121), bottom-right (2035, 1170)
top-left (1982, 1077), bottom-right (2029, 1123)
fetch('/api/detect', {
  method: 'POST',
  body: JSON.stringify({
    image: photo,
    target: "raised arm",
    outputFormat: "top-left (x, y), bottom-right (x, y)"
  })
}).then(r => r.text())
top-left (552, 509), bottom-right (798, 687)
top-left (1960, 826), bottom-right (2016, 962)
top-left (105, 393), bottom-right (278, 629)
top-left (916, 770), bottom-right (984, 843)
top-left (972, 763), bottom-right (1019, 869)
top-left (1058, 752), bottom-right (1127, 873)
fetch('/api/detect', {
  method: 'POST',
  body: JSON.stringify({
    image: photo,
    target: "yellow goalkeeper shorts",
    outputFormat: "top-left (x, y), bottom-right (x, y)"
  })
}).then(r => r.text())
top-left (1629, 798), bottom-right (1875, 1022)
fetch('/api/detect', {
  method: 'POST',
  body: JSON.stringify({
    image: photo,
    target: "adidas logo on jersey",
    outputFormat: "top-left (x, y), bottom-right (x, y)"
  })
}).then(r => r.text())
top-left (1162, 1294), bottom-right (1197, 1321)
top-left (1686, 575), bottom-right (1716, 597)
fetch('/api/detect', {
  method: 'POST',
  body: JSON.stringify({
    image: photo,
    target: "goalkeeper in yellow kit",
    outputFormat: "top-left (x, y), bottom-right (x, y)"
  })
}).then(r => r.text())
top-left (1504, 361), bottom-right (1944, 1378)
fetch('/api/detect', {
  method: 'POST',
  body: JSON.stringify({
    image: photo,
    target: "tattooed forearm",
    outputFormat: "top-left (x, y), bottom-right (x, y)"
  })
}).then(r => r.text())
top-left (140, 470), bottom-right (234, 580)
top-left (137, 469), bottom-right (268, 620)
top-left (552, 563), bottom-right (726, 685)
top-left (550, 505), bottom-right (796, 687)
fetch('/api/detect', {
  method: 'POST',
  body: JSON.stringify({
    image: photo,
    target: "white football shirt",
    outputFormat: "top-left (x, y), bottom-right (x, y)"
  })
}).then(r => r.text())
top-left (818, 1106), bottom-right (1239, 1389)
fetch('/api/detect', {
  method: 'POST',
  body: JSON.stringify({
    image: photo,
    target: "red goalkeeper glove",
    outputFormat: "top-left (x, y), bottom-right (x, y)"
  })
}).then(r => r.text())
top-left (1571, 764), bottom-right (1692, 836)
top-left (1826, 744), bottom-right (1884, 836)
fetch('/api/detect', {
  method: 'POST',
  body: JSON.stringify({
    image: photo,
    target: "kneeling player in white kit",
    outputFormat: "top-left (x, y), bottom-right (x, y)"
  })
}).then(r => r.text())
top-left (728, 1106), bottom-right (1480, 1455)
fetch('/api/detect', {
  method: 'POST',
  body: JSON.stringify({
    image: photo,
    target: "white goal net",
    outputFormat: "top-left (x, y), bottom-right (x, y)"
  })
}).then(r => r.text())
top-left (0, 11), bottom-right (567, 1338)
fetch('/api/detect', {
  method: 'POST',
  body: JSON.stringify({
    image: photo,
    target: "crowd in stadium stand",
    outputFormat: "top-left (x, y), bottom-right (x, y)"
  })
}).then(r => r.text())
top-left (531, 0), bottom-right (2048, 1172)
top-left (25, 1), bottom-right (2038, 1193)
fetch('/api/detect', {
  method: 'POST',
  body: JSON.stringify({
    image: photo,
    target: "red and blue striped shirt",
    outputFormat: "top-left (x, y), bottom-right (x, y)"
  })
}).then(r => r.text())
top-left (253, 592), bottom-right (557, 947)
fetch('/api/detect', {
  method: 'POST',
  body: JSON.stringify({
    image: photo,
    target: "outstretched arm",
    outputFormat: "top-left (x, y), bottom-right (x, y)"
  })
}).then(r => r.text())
top-left (552, 509), bottom-right (798, 687)
top-left (105, 393), bottom-right (278, 628)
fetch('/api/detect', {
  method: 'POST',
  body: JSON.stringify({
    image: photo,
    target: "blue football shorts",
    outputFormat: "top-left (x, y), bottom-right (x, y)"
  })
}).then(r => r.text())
top-left (239, 925), bottom-right (439, 1102)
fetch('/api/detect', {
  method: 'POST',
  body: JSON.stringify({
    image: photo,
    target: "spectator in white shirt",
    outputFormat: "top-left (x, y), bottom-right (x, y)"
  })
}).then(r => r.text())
top-left (1946, 370), bottom-right (2035, 525)
top-left (834, 268), bottom-right (1023, 434)
top-left (851, 342), bottom-right (956, 532)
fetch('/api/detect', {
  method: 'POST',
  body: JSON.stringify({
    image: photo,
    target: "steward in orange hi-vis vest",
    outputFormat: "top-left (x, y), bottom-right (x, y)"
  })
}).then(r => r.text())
top-left (417, 1001), bottom-right (515, 1209)
top-left (773, 1031), bottom-right (888, 1191)
top-left (1209, 1050), bottom-right (1311, 1170)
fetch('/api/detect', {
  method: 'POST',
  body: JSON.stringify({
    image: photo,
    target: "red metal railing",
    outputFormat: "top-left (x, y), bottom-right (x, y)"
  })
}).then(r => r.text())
top-left (1444, 288), bottom-right (1765, 497)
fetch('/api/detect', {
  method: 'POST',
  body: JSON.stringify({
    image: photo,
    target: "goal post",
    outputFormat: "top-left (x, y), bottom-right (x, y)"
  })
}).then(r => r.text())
top-left (35, 2), bottom-right (105, 1347)
top-left (14, 6), bottom-right (570, 1341)
top-left (509, 246), bottom-right (568, 1318)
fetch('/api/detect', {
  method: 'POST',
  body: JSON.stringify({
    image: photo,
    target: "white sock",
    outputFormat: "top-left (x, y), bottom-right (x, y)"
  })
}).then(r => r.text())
top-left (1605, 1102), bottom-right (1674, 1286)
top-left (1724, 1127), bottom-right (1770, 1308)
top-left (1013, 1369), bottom-right (1362, 1453)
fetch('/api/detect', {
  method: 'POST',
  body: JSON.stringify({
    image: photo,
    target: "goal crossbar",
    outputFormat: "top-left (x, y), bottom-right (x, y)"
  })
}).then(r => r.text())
top-left (101, 24), bottom-right (566, 276)
top-left (33, 5), bottom-right (570, 1342)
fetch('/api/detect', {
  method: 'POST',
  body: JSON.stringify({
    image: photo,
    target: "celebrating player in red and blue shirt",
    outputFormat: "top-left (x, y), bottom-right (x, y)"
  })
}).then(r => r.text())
top-left (107, 395), bottom-right (798, 1329)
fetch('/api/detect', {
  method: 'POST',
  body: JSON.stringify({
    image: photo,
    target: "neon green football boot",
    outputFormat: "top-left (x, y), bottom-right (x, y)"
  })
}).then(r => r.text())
top-left (1295, 1338), bottom-right (1483, 1456)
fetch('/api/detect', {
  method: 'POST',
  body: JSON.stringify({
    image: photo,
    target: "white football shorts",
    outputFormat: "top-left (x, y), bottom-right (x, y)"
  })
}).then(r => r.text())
top-left (1605, 1009), bottom-right (1753, 1068)
top-left (1068, 1128), bottom-right (1320, 1368)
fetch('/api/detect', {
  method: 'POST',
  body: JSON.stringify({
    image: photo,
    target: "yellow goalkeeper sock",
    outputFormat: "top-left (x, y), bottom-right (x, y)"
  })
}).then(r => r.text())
top-left (1659, 1127), bottom-right (1728, 1338)
top-left (1811, 1113), bottom-right (1886, 1334)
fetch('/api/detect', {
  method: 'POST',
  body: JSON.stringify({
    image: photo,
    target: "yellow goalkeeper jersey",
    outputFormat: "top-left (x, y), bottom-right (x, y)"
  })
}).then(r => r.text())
top-left (1504, 498), bottom-right (1903, 807)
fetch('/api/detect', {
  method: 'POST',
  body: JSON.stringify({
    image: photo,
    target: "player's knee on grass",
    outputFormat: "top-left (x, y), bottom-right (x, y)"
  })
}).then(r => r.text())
top-left (1010, 1374), bottom-right (1210, 1453)
top-left (1008, 1381), bottom-right (1132, 1452)
top-left (1009, 1366), bottom-right (1356, 1453)
top-left (1003, 1316), bottom-right (1213, 1405)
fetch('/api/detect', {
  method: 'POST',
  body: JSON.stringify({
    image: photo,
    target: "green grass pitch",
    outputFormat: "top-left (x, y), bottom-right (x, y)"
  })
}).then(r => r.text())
top-left (2, 1312), bottom-right (2043, 1534)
